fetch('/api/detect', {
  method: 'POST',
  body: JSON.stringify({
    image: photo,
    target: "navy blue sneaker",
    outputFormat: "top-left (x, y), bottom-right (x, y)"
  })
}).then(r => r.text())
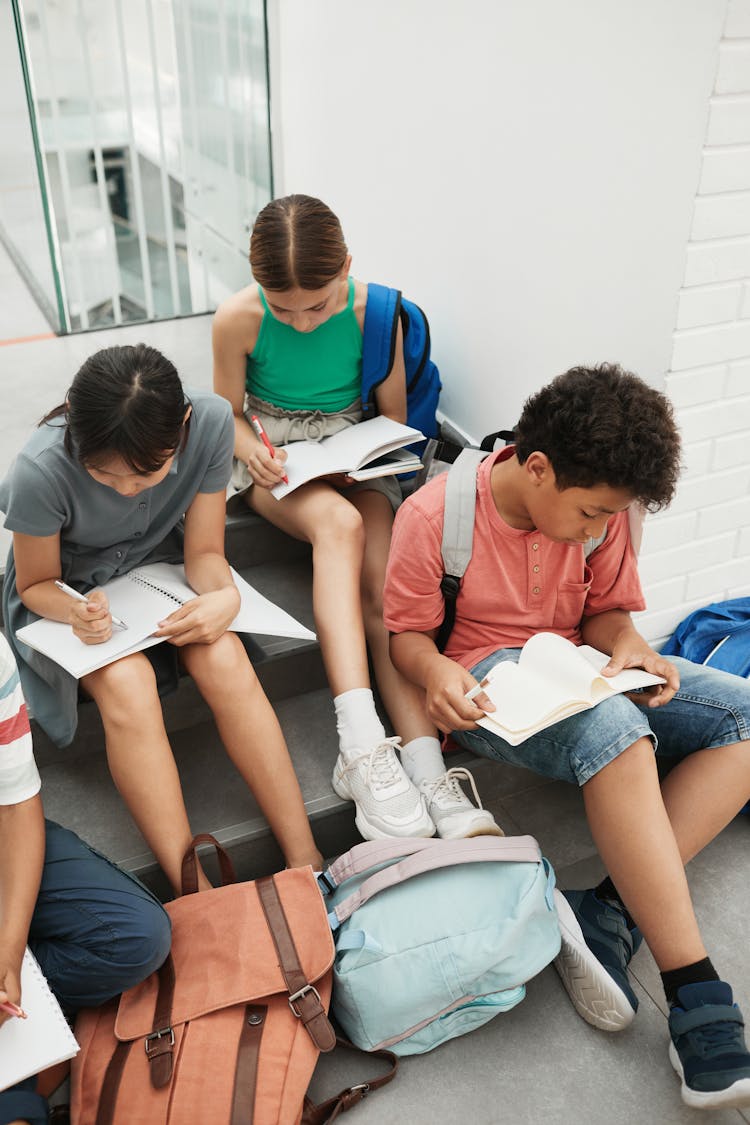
top-left (553, 888), bottom-right (642, 1031)
top-left (669, 981), bottom-right (750, 1109)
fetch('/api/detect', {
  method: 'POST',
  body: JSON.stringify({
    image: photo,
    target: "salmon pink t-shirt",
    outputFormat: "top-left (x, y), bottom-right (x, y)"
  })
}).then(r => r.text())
top-left (383, 449), bottom-right (646, 671)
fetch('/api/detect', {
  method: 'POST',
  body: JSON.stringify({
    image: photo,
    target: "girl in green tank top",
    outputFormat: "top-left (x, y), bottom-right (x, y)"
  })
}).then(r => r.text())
top-left (246, 277), bottom-right (362, 412)
top-left (213, 195), bottom-right (501, 845)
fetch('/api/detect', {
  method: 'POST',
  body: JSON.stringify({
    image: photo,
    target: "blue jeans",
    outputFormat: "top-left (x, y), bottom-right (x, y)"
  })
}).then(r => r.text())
top-left (453, 652), bottom-right (750, 786)
top-left (0, 820), bottom-right (171, 1125)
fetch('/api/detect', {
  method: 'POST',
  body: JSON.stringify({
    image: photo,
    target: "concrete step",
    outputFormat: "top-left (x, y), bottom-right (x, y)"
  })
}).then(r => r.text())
top-left (225, 504), bottom-right (312, 569)
top-left (37, 686), bottom-right (351, 898)
top-left (37, 681), bottom-right (491, 899)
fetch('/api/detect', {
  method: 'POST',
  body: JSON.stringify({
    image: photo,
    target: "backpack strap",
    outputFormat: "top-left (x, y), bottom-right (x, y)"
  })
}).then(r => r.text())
top-left (326, 836), bottom-right (545, 928)
top-left (256, 875), bottom-right (336, 1052)
top-left (302, 1039), bottom-right (399, 1124)
top-left (324, 833), bottom-right (540, 887)
top-left (361, 283), bottom-right (401, 418)
top-left (480, 429), bottom-right (515, 450)
top-left (435, 448), bottom-right (488, 653)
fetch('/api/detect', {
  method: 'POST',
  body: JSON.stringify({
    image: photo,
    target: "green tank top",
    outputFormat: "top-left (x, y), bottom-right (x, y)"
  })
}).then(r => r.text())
top-left (245, 277), bottom-right (362, 412)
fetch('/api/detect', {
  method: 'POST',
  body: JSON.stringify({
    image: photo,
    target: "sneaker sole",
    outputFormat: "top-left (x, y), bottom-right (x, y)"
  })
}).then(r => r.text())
top-left (669, 1042), bottom-right (750, 1110)
top-left (436, 819), bottom-right (505, 840)
top-left (552, 889), bottom-right (636, 1033)
top-left (332, 772), bottom-right (435, 841)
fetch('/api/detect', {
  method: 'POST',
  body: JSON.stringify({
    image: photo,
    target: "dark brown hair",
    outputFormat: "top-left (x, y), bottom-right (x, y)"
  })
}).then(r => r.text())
top-left (514, 363), bottom-right (682, 512)
top-left (249, 194), bottom-right (348, 291)
top-left (40, 343), bottom-right (188, 473)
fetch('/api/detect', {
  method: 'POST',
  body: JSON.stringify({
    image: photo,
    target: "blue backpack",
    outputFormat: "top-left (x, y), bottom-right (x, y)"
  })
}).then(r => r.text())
top-left (661, 597), bottom-right (750, 677)
top-left (361, 283), bottom-right (441, 447)
top-left (663, 598), bottom-right (750, 815)
top-left (321, 835), bottom-right (560, 1056)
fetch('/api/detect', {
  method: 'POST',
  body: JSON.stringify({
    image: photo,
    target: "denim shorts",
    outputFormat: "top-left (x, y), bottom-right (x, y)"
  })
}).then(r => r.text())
top-left (452, 651), bottom-right (750, 787)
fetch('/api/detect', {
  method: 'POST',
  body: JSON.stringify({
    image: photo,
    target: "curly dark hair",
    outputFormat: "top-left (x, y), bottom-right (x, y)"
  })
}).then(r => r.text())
top-left (514, 364), bottom-right (682, 511)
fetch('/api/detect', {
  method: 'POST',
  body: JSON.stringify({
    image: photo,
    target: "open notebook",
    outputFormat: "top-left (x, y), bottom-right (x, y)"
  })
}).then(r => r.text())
top-left (470, 632), bottom-right (665, 746)
top-left (16, 562), bottom-right (315, 679)
top-left (0, 947), bottom-right (79, 1091)
top-left (271, 416), bottom-right (425, 498)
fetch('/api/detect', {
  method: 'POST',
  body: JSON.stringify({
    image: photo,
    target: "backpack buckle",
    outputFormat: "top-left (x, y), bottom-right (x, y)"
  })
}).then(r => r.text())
top-left (288, 984), bottom-right (322, 1018)
top-left (440, 574), bottom-right (461, 599)
top-left (144, 1026), bottom-right (175, 1055)
top-left (340, 1083), bottom-right (370, 1111)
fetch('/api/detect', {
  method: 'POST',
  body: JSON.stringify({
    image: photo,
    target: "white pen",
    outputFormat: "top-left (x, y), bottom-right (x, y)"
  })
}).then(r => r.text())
top-left (465, 673), bottom-right (494, 702)
top-left (465, 681), bottom-right (487, 702)
top-left (54, 580), bottom-right (128, 630)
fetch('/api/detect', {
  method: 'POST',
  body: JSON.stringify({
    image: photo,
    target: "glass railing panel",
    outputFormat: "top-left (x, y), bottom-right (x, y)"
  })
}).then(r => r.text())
top-left (10, 0), bottom-right (271, 332)
top-left (1, 3), bottom-right (64, 333)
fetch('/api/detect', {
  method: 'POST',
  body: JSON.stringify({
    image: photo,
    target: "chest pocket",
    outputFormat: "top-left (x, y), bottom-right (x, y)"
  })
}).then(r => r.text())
top-left (552, 564), bottom-right (593, 629)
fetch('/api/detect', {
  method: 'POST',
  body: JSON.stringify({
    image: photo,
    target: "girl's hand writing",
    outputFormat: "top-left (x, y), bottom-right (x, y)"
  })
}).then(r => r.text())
top-left (154, 587), bottom-right (241, 646)
top-left (69, 589), bottom-right (113, 645)
top-left (246, 442), bottom-right (288, 490)
top-left (0, 958), bottom-right (22, 1029)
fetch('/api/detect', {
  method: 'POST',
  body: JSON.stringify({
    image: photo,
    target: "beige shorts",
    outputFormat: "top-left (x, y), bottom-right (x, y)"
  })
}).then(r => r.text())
top-left (230, 393), bottom-right (403, 513)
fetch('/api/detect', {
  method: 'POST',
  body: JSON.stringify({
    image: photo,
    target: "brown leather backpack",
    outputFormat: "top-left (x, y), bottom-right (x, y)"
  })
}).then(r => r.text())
top-left (70, 836), bottom-right (395, 1124)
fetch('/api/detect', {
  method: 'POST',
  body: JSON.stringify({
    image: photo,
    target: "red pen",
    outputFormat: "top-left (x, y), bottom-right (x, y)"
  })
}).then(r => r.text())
top-left (250, 415), bottom-right (289, 485)
top-left (1, 1000), bottom-right (27, 1019)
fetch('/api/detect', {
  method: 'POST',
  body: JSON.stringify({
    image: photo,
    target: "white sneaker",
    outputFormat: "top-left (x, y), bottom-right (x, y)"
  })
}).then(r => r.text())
top-left (332, 737), bottom-right (435, 840)
top-left (419, 768), bottom-right (504, 839)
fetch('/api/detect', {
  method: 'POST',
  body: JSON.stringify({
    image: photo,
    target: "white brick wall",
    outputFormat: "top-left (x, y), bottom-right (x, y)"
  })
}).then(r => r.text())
top-left (639, 1), bottom-right (750, 647)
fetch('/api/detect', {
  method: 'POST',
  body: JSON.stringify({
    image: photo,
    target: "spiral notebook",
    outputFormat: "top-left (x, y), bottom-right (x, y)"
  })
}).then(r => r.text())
top-left (16, 562), bottom-right (316, 679)
top-left (0, 947), bottom-right (79, 1091)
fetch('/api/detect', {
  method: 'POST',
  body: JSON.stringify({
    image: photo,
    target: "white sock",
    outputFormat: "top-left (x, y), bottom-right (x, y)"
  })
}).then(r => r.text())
top-left (400, 736), bottom-right (445, 785)
top-left (334, 688), bottom-right (386, 758)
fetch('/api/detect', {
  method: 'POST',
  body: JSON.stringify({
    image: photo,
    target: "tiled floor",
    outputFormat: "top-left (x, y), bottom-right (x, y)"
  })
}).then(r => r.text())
top-left (0, 240), bottom-right (54, 344)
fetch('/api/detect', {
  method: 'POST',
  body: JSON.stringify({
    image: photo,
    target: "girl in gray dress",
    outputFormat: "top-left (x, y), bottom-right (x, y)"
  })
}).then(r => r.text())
top-left (0, 344), bottom-right (322, 893)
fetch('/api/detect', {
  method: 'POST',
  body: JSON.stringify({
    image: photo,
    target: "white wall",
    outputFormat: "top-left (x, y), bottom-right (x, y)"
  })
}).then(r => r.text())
top-left (269, 0), bottom-right (750, 645)
top-left (638, 0), bottom-right (750, 643)
top-left (269, 0), bottom-right (724, 432)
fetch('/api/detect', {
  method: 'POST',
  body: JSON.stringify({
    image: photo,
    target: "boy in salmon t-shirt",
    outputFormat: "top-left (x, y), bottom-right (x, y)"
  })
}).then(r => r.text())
top-left (383, 364), bottom-right (750, 1112)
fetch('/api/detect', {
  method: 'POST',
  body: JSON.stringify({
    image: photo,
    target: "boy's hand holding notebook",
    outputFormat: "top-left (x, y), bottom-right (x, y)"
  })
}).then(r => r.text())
top-left (466, 632), bottom-right (666, 746)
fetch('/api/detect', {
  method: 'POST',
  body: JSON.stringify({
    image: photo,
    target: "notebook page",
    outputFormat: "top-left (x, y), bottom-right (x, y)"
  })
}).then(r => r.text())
top-left (576, 645), bottom-right (665, 697)
top-left (0, 948), bottom-right (79, 1090)
top-left (15, 571), bottom-right (174, 679)
top-left (479, 658), bottom-right (584, 738)
top-left (136, 563), bottom-right (316, 641)
top-left (15, 563), bottom-right (315, 676)
top-left (272, 417), bottom-right (423, 497)
top-left (519, 633), bottom-right (605, 700)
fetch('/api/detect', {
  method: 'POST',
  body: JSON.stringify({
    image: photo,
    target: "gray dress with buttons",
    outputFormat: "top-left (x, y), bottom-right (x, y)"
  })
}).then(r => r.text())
top-left (0, 390), bottom-right (234, 747)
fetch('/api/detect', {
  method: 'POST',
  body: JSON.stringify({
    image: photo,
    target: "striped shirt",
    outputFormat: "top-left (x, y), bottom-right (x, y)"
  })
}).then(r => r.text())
top-left (0, 633), bottom-right (40, 805)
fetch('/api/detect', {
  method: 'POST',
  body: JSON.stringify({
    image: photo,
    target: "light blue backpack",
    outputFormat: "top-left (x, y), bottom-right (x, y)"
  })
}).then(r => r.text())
top-left (321, 835), bottom-right (560, 1056)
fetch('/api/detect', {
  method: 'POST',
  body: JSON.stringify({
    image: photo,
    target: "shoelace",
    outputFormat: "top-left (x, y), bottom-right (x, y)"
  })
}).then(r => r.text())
top-left (688, 1016), bottom-right (744, 1059)
top-left (342, 737), bottom-right (405, 792)
top-left (424, 766), bottom-right (484, 808)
